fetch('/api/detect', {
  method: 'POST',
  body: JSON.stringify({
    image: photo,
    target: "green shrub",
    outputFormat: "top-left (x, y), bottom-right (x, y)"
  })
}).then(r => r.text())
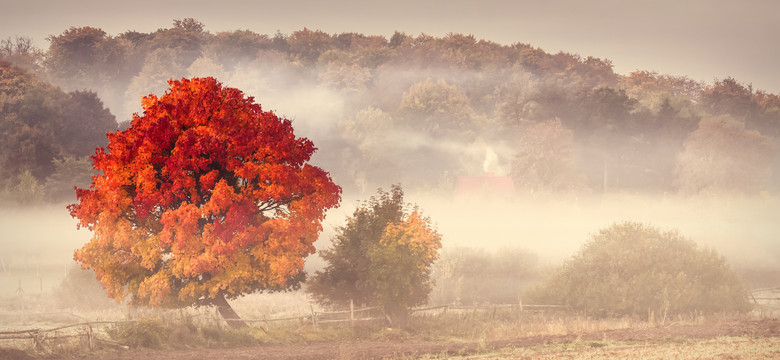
top-left (527, 222), bottom-right (751, 317)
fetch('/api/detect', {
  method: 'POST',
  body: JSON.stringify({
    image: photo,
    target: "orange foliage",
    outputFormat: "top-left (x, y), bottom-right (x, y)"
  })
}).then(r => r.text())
top-left (379, 209), bottom-right (442, 267)
top-left (69, 77), bottom-right (341, 307)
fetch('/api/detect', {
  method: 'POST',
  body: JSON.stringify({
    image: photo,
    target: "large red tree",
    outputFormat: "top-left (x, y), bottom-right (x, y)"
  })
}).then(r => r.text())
top-left (69, 77), bottom-right (341, 327)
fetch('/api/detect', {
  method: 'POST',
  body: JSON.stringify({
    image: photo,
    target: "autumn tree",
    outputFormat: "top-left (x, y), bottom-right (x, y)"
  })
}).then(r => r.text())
top-left (334, 107), bottom-right (397, 191)
top-left (0, 36), bottom-right (43, 71)
top-left (205, 30), bottom-right (271, 70)
top-left (59, 90), bottom-right (117, 156)
top-left (399, 79), bottom-right (477, 139)
top-left (510, 119), bottom-right (586, 193)
top-left (45, 156), bottom-right (95, 202)
top-left (492, 70), bottom-right (539, 127)
top-left (701, 77), bottom-right (757, 120)
top-left (675, 117), bottom-right (775, 194)
top-left (572, 86), bottom-right (638, 191)
top-left (0, 63), bottom-right (62, 184)
top-left (68, 77), bottom-right (341, 328)
top-left (149, 18), bottom-right (210, 68)
top-left (45, 26), bottom-right (134, 91)
top-left (753, 90), bottom-right (780, 136)
top-left (0, 61), bottom-right (116, 197)
top-left (286, 28), bottom-right (333, 65)
top-left (317, 62), bottom-right (372, 93)
top-left (308, 185), bottom-right (442, 323)
top-left (45, 26), bottom-right (112, 81)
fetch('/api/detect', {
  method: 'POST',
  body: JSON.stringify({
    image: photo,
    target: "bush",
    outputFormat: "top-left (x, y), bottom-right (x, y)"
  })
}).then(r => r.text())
top-left (109, 318), bottom-right (168, 349)
top-left (527, 222), bottom-right (751, 317)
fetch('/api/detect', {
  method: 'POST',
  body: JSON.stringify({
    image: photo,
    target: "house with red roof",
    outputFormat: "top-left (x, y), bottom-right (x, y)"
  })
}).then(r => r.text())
top-left (455, 172), bottom-right (515, 198)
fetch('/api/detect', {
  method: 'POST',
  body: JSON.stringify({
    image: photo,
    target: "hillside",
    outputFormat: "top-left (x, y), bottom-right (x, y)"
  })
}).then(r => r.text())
top-left (1, 19), bottom-right (779, 202)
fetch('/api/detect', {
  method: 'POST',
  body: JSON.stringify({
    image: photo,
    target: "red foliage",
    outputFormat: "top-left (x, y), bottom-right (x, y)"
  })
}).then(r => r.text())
top-left (69, 77), bottom-right (341, 307)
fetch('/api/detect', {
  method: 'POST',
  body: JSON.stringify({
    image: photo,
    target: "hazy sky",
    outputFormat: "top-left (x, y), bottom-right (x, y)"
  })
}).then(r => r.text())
top-left (2, 0), bottom-right (779, 92)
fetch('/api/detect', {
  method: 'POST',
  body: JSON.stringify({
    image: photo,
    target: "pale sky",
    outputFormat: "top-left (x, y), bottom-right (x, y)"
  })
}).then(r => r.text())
top-left (2, 0), bottom-right (779, 93)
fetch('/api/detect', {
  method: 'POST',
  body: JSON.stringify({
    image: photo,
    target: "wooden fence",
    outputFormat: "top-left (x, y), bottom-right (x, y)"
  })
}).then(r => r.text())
top-left (0, 301), bottom-right (570, 352)
top-left (0, 320), bottom-right (135, 352)
top-left (750, 287), bottom-right (780, 303)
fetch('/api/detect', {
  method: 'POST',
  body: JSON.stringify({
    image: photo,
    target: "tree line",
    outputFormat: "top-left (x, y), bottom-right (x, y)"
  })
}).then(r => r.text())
top-left (2, 19), bottom-right (779, 204)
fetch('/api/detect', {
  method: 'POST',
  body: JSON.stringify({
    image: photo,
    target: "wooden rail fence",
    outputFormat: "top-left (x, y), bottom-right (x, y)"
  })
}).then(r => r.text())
top-left (0, 301), bottom-right (570, 352)
top-left (0, 320), bottom-right (136, 352)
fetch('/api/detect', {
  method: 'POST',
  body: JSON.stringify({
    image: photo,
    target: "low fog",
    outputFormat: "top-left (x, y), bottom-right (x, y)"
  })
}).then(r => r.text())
top-left (2, 192), bottom-right (778, 297)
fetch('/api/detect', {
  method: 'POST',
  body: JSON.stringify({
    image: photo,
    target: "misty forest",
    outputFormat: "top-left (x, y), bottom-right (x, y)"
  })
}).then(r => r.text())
top-left (1, 18), bottom-right (779, 358)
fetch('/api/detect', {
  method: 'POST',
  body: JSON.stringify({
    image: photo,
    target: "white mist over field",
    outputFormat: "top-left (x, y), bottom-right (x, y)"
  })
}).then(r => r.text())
top-left (0, 205), bottom-right (91, 296)
top-left (2, 192), bottom-right (778, 298)
top-left (310, 191), bottom-right (780, 280)
top-left (416, 193), bottom-right (780, 264)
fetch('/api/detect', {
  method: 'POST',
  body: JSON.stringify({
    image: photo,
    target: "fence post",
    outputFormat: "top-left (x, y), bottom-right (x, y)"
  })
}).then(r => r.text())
top-left (382, 307), bottom-right (393, 327)
top-left (310, 304), bottom-right (318, 331)
top-left (34, 330), bottom-right (48, 353)
top-left (749, 290), bottom-right (758, 304)
top-left (86, 324), bottom-right (95, 350)
top-left (350, 299), bottom-right (354, 328)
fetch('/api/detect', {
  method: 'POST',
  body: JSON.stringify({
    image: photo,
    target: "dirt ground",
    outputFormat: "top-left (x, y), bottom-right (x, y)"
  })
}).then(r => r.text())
top-left (30, 317), bottom-right (780, 360)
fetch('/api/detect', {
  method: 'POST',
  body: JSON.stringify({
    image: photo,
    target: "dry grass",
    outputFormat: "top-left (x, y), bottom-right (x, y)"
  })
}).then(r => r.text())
top-left (424, 336), bottom-right (780, 359)
top-left (405, 308), bottom-right (659, 342)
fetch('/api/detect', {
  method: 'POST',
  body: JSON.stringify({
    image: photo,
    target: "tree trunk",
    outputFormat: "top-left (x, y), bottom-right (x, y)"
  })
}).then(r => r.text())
top-left (213, 292), bottom-right (248, 329)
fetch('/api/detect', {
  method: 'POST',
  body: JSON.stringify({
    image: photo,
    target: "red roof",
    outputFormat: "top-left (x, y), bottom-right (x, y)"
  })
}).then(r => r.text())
top-left (455, 173), bottom-right (515, 197)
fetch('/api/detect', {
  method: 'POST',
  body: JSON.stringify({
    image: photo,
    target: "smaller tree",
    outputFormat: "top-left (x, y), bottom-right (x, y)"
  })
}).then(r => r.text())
top-left (308, 185), bottom-right (442, 323)
top-left (510, 119), bottom-right (586, 193)
top-left (364, 209), bottom-right (441, 321)
top-left (675, 117), bottom-right (775, 194)
top-left (701, 77), bottom-right (757, 120)
top-left (527, 222), bottom-right (751, 318)
top-left (399, 79), bottom-right (476, 140)
top-left (45, 156), bottom-right (95, 202)
top-left (0, 36), bottom-right (43, 71)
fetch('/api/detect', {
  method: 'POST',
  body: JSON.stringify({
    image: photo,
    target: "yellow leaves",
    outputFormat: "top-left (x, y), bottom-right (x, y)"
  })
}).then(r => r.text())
top-left (131, 233), bottom-right (162, 271)
top-left (137, 270), bottom-right (172, 307)
top-left (380, 209), bottom-right (442, 264)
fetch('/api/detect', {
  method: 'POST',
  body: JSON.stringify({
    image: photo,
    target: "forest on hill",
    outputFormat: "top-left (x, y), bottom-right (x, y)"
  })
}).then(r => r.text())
top-left (1, 18), bottom-right (779, 204)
